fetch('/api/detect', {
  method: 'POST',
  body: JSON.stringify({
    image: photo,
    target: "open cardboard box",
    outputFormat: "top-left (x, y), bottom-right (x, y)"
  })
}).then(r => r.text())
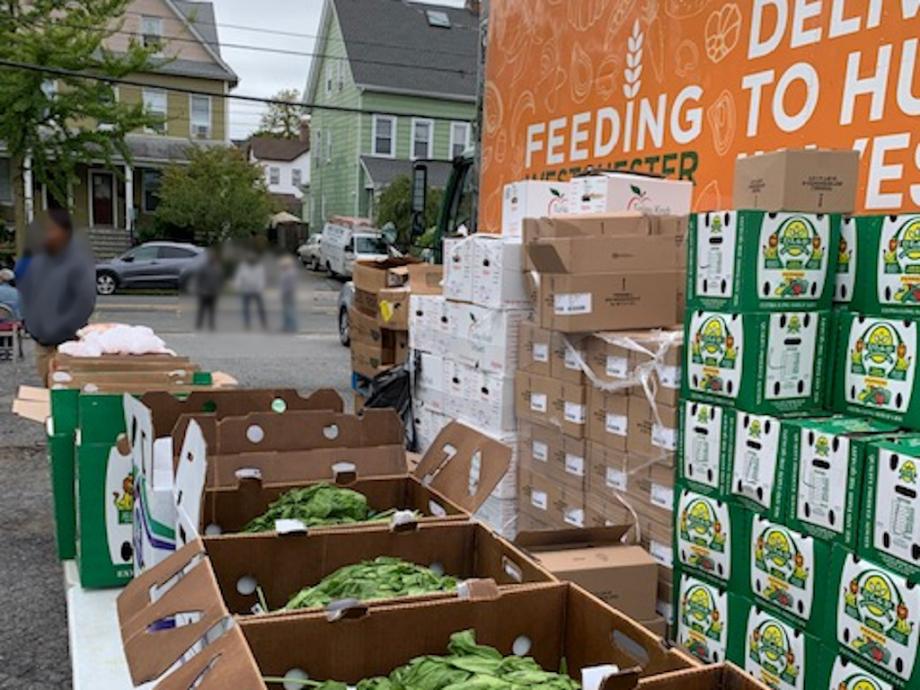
top-left (174, 415), bottom-right (513, 545)
top-left (118, 579), bottom-right (696, 689)
top-left (634, 663), bottom-right (769, 690)
top-left (122, 520), bottom-right (553, 622)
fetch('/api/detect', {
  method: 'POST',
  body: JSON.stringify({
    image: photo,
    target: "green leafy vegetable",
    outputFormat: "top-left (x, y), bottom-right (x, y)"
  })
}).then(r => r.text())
top-left (284, 557), bottom-right (457, 610)
top-left (241, 483), bottom-right (407, 533)
top-left (271, 629), bottom-right (581, 690)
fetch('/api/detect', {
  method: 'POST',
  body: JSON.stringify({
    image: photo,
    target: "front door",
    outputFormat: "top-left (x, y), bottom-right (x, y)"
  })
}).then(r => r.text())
top-left (91, 171), bottom-right (115, 226)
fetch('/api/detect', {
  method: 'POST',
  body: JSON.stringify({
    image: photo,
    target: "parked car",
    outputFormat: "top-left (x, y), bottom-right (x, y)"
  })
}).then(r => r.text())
top-left (320, 219), bottom-right (388, 278)
top-left (95, 242), bottom-right (205, 295)
top-left (337, 281), bottom-right (354, 346)
top-left (297, 234), bottom-right (323, 270)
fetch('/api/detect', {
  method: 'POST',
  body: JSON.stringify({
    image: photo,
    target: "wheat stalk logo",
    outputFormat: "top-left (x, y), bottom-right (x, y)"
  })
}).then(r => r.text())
top-left (623, 20), bottom-right (644, 100)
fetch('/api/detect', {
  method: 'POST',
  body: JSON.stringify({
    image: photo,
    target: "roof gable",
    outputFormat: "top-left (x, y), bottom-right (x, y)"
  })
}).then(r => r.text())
top-left (247, 136), bottom-right (311, 162)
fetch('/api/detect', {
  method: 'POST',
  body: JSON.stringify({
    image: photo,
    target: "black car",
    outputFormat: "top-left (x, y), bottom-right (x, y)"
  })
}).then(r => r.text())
top-left (95, 242), bottom-right (205, 295)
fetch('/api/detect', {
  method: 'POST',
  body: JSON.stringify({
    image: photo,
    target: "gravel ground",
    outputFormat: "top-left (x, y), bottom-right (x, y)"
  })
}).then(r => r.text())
top-left (0, 270), bottom-right (350, 688)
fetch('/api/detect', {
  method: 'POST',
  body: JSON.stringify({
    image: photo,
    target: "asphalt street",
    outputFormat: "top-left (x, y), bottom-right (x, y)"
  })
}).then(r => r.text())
top-left (0, 268), bottom-right (351, 688)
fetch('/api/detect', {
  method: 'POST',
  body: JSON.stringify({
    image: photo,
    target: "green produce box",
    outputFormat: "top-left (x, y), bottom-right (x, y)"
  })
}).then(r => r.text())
top-left (689, 210), bottom-right (839, 311)
top-left (684, 309), bottom-right (830, 415)
top-left (728, 410), bottom-right (789, 520)
top-left (673, 566), bottom-right (732, 664)
top-left (46, 420), bottom-right (76, 560)
top-left (861, 436), bottom-right (920, 580)
top-left (783, 415), bottom-right (900, 548)
top-left (823, 653), bottom-right (904, 690)
top-left (674, 485), bottom-right (745, 587)
top-left (831, 546), bottom-right (920, 687)
top-left (677, 399), bottom-right (734, 497)
top-left (847, 214), bottom-right (920, 317)
top-left (833, 312), bottom-right (920, 429)
top-left (727, 595), bottom-right (829, 690)
top-left (739, 512), bottom-right (833, 636)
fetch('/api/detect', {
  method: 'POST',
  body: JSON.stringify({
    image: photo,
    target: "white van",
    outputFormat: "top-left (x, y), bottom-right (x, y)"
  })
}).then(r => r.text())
top-left (319, 218), bottom-right (389, 278)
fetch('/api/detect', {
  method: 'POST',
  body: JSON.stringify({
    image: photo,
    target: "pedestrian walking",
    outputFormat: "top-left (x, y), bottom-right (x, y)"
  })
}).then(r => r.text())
top-left (279, 255), bottom-right (298, 333)
top-left (234, 251), bottom-right (267, 330)
top-left (17, 209), bottom-right (96, 384)
top-left (194, 248), bottom-right (224, 331)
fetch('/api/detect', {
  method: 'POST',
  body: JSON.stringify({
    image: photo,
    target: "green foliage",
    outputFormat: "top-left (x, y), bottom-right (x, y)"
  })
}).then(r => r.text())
top-left (154, 146), bottom-right (272, 244)
top-left (284, 557), bottom-right (457, 610)
top-left (374, 175), bottom-right (443, 249)
top-left (0, 0), bottom-right (162, 211)
top-left (240, 483), bottom-right (409, 533)
top-left (254, 88), bottom-right (306, 140)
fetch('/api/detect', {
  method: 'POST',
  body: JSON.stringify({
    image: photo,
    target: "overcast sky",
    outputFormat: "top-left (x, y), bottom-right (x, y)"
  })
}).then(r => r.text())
top-left (213, 0), bottom-right (470, 140)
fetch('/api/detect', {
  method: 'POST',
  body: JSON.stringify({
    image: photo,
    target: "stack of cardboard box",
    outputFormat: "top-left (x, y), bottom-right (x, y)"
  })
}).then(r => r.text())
top-left (674, 150), bottom-right (920, 690)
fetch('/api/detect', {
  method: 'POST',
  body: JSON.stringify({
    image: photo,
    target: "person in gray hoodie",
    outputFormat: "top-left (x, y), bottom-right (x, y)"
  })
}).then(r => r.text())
top-left (18, 209), bottom-right (96, 384)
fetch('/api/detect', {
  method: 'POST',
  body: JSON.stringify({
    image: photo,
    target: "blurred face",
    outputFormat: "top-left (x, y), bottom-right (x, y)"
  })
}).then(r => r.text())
top-left (43, 219), bottom-right (69, 254)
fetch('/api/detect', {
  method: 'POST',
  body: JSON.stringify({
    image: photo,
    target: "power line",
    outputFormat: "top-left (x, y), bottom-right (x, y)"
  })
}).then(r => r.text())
top-left (0, 58), bottom-right (474, 124)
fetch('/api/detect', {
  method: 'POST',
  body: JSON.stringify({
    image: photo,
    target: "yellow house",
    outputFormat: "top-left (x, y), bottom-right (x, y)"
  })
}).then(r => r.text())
top-left (2, 0), bottom-right (237, 257)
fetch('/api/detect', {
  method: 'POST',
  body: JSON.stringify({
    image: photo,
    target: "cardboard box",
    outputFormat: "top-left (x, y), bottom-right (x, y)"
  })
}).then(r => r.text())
top-left (585, 329), bottom-right (683, 403)
top-left (349, 307), bottom-right (407, 362)
top-left (728, 411), bottom-right (788, 521)
top-left (118, 582), bottom-right (694, 690)
top-left (732, 149), bottom-right (859, 213)
top-left (409, 295), bottom-right (447, 354)
top-left (518, 467), bottom-right (586, 529)
top-left (449, 302), bottom-right (530, 376)
top-left (518, 321), bottom-right (588, 384)
top-left (822, 654), bottom-right (898, 690)
top-left (587, 442), bottom-right (633, 494)
top-left (675, 486), bottom-right (743, 586)
top-left (443, 236), bottom-right (473, 302)
top-left (627, 395), bottom-right (678, 458)
top-left (688, 211), bottom-right (839, 311)
top-left (587, 385), bottom-right (630, 450)
top-left (174, 415), bottom-right (512, 545)
top-left (518, 421), bottom-right (587, 493)
top-left (377, 286), bottom-right (410, 330)
top-left (353, 287), bottom-right (378, 316)
top-left (522, 212), bottom-right (685, 253)
top-left (832, 312), bottom-right (920, 429)
top-left (677, 400), bottom-right (733, 497)
top-left (727, 595), bottom-right (828, 690)
top-left (639, 663), bottom-right (771, 690)
top-left (739, 513), bottom-right (833, 636)
top-left (470, 236), bottom-right (530, 309)
top-left (571, 172), bottom-right (693, 216)
top-left (463, 370), bottom-right (516, 435)
top-left (674, 568), bottom-right (732, 664)
top-left (861, 436), bottom-right (920, 580)
top-left (515, 526), bottom-right (658, 620)
top-left (406, 263), bottom-right (443, 295)
top-left (474, 494), bottom-right (519, 539)
top-left (352, 257), bottom-right (422, 293)
top-left (502, 180), bottom-right (569, 237)
top-left (683, 309), bottom-right (830, 415)
top-left (783, 415), bottom-right (899, 548)
top-left (351, 339), bottom-right (392, 378)
top-left (830, 546), bottom-right (920, 687)
top-left (515, 371), bottom-right (587, 439)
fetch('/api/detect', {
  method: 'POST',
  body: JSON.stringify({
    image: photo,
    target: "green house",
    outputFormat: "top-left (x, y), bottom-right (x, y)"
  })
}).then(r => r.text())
top-left (303, 0), bottom-right (478, 230)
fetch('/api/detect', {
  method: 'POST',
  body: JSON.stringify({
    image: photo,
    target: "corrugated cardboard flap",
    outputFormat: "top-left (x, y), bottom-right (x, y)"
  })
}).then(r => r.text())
top-left (117, 539), bottom-right (230, 685)
top-left (412, 421), bottom-right (512, 512)
top-left (153, 626), bottom-right (265, 690)
top-left (515, 525), bottom-right (631, 551)
top-left (639, 663), bottom-right (769, 690)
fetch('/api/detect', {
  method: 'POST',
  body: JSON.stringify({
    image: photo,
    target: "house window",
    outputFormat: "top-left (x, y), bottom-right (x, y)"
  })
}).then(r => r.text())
top-left (450, 122), bottom-right (471, 159)
top-left (143, 89), bottom-right (167, 133)
top-left (314, 129), bottom-right (322, 165)
top-left (292, 169), bottom-right (302, 187)
top-left (336, 61), bottom-right (344, 91)
top-left (411, 119), bottom-right (433, 160)
top-left (325, 64), bottom-right (334, 95)
top-left (372, 115), bottom-right (396, 158)
top-left (142, 169), bottom-right (162, 212)
top-left (141, 16), bottom-right (163, 52)
top-left (269, 167), bottom-right (280, 185)
top-left (190, 95), bottom-right (211, 139)
top-left (325, 131), bottom-right (333, 162)
top-left (0, 159), bottom-right (12, 204)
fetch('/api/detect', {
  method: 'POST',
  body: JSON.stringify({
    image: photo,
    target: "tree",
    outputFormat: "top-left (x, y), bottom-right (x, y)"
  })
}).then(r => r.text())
top-left (155, 146), bottom-right (273, 244)
top-left (255, 88), bottom-right (306, 139)
top-left (375, 175), bottom-right (443, 249)
top-left (0, 0), bottom-right (162, 250)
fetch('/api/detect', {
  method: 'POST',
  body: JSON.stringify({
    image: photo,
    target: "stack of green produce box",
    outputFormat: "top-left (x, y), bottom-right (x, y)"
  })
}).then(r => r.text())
top-left (674, 207), bottom-right (920, 690)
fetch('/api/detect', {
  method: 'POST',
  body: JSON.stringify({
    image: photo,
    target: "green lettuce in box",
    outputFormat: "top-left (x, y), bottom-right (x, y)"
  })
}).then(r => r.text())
top-left (683, 309), bottom-right (829, 415)
top-left (860, 436), bottom-right (920, 580)
top-left (674, 485), bottom-right (744, 586)
top-left (689, 210), bottom-right (839, 311)
top-left (674, 567), bottom-right (731, 664)
top-left (783, 416), bottom-right (899, 548)
top-left (847, 214), bottom-right (920, 317)
top-left (738, 512), bottom-right (832, 636)
top-left (678, 400), bottom-right (734, 497)
top-left (833, 313), bottom-right (920, 429)
top-left (831, 546), bottom-right (920, 687)
top-left (728, 410), bottom-right (790, 520)
top-left (728, 595), bottom-right (829, 690)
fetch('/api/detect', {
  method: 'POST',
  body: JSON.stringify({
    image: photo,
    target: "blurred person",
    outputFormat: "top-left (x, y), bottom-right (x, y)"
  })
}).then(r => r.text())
top-left (278, 255), bottom-right (298, 333)
top-left (18, 209), bottom-right (96, 384)
top-left (13, 220), bottom-right (42, 282)
top-left (234, 251), bottom-right (267, 330)
top-left (0, 268), bottom-right (20, 319)
top-left (194, 248), bottom-right (224, 331)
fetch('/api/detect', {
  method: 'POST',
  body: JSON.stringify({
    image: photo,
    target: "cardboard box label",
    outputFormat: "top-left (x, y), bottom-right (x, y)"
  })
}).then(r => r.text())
top-left (876, 215), bottom-right (920, 308)
top-left (652, 422), bottom-right (678, 452)
top-left (562, 507), bottom-right (585, 528)
top-left (827, 656), bottom-right (894, 690)
top-left (564, 452), bottom-right (585, 477)
top-left (563, 402), bottom-right (586, 425)
top-left (731, 412), bottom-right (782, 514)
top-left (532, 440), bottom-right (549, 463)
top-left (676, 573), bottom-right (729, 664)
top-left (794, 426), bottom-right (850, 536)
top-left (749, 517), bottom-right (816, 622)
top-left (743, 607), bottom-right (807, 690)
top-left (871, 446), bottom-right (920, 569)
top-left (836, 552), bottom-right (919, 683)
top-left (606, 355), bottom-right (629, 379)
top-left (533, 343), bottom-right (550, 363)
top-left (658, 364), bottom-right (681, 389)
top-left (531, 489), bottom-right (549, 511)
top-left (530, 393), bottom-right (548, 413)
top-left (681, 402), bottom-right (727, 492)
top-left (554, 292), bottom-right (592, 315)
top-left (687, 312), bottom-right (745, 400)
top-left (844, 317), bottom-right (917, 416)
top-left (836, 216), bottom-right (857, 303)
top-left (650, 539), bottom-right (673, 568)
top-left (650, 482), bottom-right (673, 509)
top-left (676, 490), bottom-right (732, 582)
top-left (605, 412), bottom-right (628, 437)
top-left (606, 466), bottom-right (627, 491)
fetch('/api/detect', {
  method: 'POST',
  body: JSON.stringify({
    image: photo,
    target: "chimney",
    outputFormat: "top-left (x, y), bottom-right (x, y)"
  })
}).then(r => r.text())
top-left (465, 0), bottom-right (480, 14)
top-left (299, 119), bottom-right (311, 145)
